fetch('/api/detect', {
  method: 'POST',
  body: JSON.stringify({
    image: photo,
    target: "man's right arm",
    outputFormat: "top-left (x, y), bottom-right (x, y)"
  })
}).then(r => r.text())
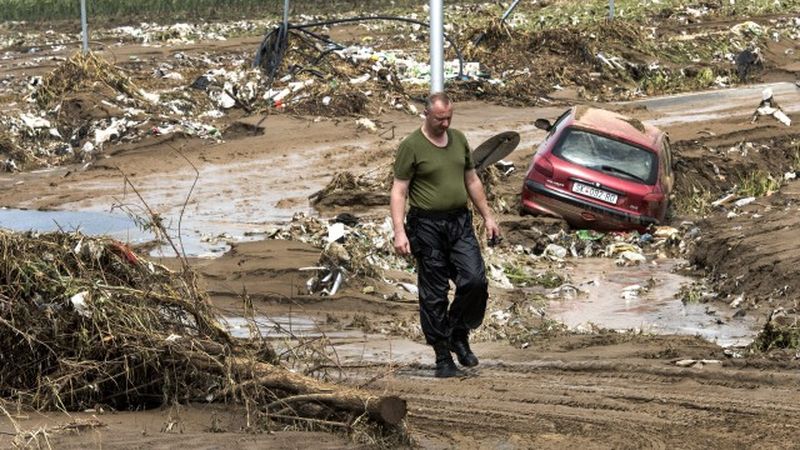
top-left (390, 178), bottom-right (411, 255)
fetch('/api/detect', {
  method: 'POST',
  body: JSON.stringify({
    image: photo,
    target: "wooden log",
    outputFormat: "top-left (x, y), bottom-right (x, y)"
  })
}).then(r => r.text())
top-left (171, 350), bottom-right (407, 426)
top-left (228, 357), bottom-right (407, 425)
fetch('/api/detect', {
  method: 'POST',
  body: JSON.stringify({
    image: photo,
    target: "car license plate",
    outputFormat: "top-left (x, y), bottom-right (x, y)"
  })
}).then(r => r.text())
top-left (571, 182), bottom-right (618, 204)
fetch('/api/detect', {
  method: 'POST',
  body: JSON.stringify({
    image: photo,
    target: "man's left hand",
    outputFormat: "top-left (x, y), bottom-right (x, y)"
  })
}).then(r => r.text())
top-left (484, 216), bottom-right (501, 241)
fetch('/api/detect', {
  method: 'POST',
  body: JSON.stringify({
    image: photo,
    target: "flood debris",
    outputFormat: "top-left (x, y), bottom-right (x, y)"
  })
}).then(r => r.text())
top-left (752, 308), bottom-right (800, 352)
top-left (751, 87), bottom-right (792, 126)
top-left (0, 230), bottom-right (406, 429)
top-left (309, 169), bottom-right (392, 208)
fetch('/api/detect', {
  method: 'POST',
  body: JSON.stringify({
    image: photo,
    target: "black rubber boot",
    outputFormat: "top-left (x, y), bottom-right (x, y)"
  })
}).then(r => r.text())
top-left (449, 331), bottom-right (479, 367)
top-left (433, 341), bottom-right (459, 378)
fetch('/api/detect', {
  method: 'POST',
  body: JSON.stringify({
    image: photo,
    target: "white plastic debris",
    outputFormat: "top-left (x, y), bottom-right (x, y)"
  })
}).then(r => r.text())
top-left (653, 226), bottom-right (680, 239)
top-left (616, 251), bottom-right (646, 266)
top-left (547, 284), bottom-right (581, 300)
top-left (542, 244), bottom-right (568, 260)
top-left (397, 282), bottom-right (418, 295)
top-left (69, 291), bottom-right (92, 318)
top-left (729, 295), bottom-right (744, 308)
top-left (327, 222), bottom-right (348, 243)
top-left (349, 73), bottom-right (371, 84)
top-left (490, 309), bottom-right (511, 326)
top-left (621, 284), bottom-right (643, 300)
top-left (356, 118), bottom-right (377, 132)
top-left (785, 171), bottom-right (797, 181)
top-left (752, 87), bottom-right (791, 126)
top-left (20, 113), bottom-right (51, 129)
top-left (138, 89), bottom-right (160, 104)
top-left (488, 264), bottom-right (513, 289)
top-left (734, 197), bottom-right (756, 208)
top-left (95, 118), bottom-right (130, 146)
top-left (495, 160), bottom-right (515, 176)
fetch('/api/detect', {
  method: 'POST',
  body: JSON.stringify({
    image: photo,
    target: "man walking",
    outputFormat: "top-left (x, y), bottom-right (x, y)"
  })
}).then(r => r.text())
top-left (391, 92), bottom-right (501, 378)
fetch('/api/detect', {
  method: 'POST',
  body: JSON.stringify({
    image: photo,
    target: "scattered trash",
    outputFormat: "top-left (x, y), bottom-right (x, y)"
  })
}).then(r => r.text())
top-left (751, 87), bottom-right (791, 126)
top-left (621, 284), bottom-right (643, 300)
top-left (616, 251), bottom-right (647, 266)
top-left (69, 291), bottom-right (92, 318)
top-left (397, 282), bottom-right (418, 296)
top-left (542, 243), bottom-right (568, 260)
top-left (734, 47), bottom-right (763, 81)
top-left (327, 222), bottom-right (348, 243)
top-left (734, 197), bottom-right (756, 208)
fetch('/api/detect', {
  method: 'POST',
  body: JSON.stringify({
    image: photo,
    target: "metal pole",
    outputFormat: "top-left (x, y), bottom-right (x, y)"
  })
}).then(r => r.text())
top-left (609, 0), bottom-right (615, 20)
top-left (501, 0), bottom-right (523, 22)
top-left (80, 0), bottom-right (89, 54)
top-left (282, 0), bottom-right (290, 31)
top-left (429, 0), bottom-right (444, 93)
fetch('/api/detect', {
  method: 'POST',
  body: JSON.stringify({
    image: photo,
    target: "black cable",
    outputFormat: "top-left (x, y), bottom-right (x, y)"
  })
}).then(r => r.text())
top-left (253, 15), bottom-right (466, 82)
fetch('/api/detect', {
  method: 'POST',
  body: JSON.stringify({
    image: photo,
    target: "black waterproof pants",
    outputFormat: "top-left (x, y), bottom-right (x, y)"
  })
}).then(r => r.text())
top-left (405, 207), bottom-right (489, 345)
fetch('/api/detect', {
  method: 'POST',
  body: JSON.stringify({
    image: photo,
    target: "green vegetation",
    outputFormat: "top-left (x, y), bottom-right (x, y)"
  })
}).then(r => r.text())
top-left (503, 265), bottom-right (567, 289)
top-left (503, 264), bottom-right (535, 286)
top-left (737, 170), bottom-right (782, 198)
top-left (675, 281), bottom-right (715, 304)
top-left (672, 185), bottom-right (715, 217)
top-left (752, 321), bottom-right (800, 351)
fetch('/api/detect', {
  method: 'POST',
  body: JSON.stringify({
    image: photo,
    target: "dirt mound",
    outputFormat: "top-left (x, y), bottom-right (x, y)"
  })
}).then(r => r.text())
top-left (690, 181), bottom-right (800, 302)
top-left (672, 131), bottom-right (800, 215)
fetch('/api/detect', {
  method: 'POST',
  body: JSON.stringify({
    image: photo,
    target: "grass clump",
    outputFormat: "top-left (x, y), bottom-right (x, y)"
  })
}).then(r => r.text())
top-left (737, 170), bottom-right (782, 198)
top-left (672, 185), bottom-right (715, 216)
top-left (752, 321), bottom-right (800, 352)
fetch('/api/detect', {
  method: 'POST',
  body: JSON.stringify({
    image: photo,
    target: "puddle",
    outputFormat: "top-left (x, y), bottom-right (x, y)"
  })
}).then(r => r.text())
top-left (545, 258), bottom-right (758, 347)
top-left (222, 315), bottom-right (430, 364)
top-left (0, 207), bottom-right (294, 257)
top-left (223, 315), bottom-right (362, 340)
top-left (0, 208), bottom-right (150, 241)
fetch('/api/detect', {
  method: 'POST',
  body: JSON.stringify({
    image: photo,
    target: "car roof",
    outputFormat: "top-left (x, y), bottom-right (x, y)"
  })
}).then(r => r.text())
top-left (570, 106), bottom-right (662, 150)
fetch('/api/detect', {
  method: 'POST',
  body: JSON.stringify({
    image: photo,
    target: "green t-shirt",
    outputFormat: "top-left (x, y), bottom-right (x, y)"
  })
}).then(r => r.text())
top-left (393, 128), bottom-right (473, 211)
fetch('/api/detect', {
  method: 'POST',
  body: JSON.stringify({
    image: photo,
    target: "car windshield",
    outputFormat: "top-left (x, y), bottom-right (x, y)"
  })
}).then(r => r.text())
top-left (553, 128), bottom-right (657, 184)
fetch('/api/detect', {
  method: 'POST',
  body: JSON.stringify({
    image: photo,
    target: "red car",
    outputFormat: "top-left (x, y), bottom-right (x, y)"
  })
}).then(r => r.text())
top-left (521, 106), bottom-right (674, 231)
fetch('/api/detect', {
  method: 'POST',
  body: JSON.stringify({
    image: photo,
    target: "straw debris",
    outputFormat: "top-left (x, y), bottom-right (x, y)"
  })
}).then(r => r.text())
top-left (32, 52), bottom-right (145, 110)
top-left (0, 230), bottom-right (406, 429)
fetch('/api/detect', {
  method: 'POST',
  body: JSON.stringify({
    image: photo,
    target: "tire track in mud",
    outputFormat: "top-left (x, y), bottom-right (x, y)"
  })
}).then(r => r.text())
top-left (344, 358), bottom-right (800, 448)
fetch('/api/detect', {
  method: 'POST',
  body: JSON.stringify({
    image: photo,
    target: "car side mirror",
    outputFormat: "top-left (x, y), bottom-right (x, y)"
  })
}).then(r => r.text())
top-left (534, 118), bottom-right (552, 132)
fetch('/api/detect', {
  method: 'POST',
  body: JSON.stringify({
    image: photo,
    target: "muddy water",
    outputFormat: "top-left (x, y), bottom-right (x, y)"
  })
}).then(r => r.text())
top-left (222, 314), bottom-right (431, 364)
top-left (0, 207), bottom-right (147, 239)
top-left (547, 258), bottom-right (758, 347)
